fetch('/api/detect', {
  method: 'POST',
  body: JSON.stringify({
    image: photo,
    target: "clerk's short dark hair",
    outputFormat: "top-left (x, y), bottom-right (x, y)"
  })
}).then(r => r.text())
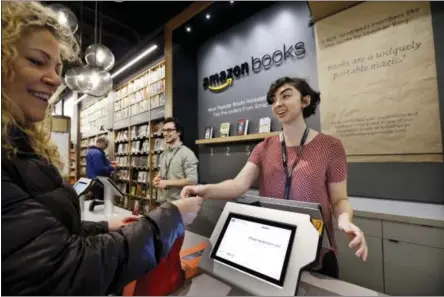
top-left (163, 117), bottom-right (184, 140)
top-left (266, 77), bottom-right (321, 118)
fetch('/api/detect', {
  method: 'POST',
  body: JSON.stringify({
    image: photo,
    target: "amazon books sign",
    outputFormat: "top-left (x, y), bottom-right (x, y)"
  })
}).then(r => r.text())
top-left (202, 41), bottom-right (306, 92)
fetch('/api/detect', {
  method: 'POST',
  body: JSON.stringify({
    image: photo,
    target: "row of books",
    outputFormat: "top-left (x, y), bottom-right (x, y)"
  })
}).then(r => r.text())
top-left (114, 96), bottom-right (165, 121)
top-left (205, 117), bottom-right (272, 139)
top-left (83, 96), bottom-right (108, 115)
top-left (116, 64), bottom-right (165, 99)
top-left (132, 156), bottom-right (149, 168)
top-left (116, 169), bottom-right (130, 181)
top-left (115, 154), bottom-right (162, 169)
top-left (114, 83), bottom-right (165, 112)
top-left (116, 156), bottom-right (129, 167)
top-left (134, 171), bottom-right (149, 183)
top-left (115, 195), bottom-right (152, 216)
top-left (131, 125), bottom-right (149, 139)
top-left (115, 122), bottom-right (164, 143)
top-left (116, 139), bottom-right (165, 155)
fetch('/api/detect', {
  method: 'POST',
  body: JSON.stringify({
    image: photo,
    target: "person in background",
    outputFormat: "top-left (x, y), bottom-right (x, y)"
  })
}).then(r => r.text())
top-left (1, 2), bottom-right (203, 295)
top-left (86, 136), bottom-right (114, 179)
top-left (86, 136), bottom-right (114, 210)
top-left (181, 76), bottom-right (368, 279)
top-left (154, 117), bottom-right (199, 202)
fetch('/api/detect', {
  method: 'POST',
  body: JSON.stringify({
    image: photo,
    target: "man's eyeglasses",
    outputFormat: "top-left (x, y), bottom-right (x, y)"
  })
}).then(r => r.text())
top-left (162, 128), bottom-right (176, 133)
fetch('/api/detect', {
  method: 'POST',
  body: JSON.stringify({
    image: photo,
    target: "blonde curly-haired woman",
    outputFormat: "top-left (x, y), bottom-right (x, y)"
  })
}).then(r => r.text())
top-left (1, 2), bottom-right (203, 295)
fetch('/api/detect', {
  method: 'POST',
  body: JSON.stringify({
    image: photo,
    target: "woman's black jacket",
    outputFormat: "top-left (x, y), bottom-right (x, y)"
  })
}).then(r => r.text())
top-left (1, 129), bottom-right (185, 295)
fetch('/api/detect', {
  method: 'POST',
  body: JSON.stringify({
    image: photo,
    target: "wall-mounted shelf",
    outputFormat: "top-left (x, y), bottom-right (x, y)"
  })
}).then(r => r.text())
top-left (195, 132), bottom-right (280, 145)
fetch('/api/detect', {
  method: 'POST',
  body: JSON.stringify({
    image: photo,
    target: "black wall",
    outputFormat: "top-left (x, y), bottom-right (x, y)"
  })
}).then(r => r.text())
top-left (172, 43), bottom-right (199, 157)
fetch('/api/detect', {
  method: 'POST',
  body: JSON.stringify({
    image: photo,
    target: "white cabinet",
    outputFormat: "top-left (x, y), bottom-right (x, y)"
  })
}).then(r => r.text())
top-left (334, 217), bottom-right (444, 295)
top-left (382, 221), bottom-right (444, 296)
top-left (383, 239), bottom-right (444, 296)
top-left (334, 217), bottom-right (384, 292)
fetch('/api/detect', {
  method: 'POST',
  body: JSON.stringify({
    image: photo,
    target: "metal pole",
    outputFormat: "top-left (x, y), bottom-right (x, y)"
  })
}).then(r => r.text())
top-left (104, 185), bottom-right (114, 218)
top-left (79, 194), bottom-right (85, 220)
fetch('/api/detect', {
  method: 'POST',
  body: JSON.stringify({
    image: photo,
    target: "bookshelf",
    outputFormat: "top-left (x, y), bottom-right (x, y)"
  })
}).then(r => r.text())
top-left (112, 60), bottom-right (167, 214)
top-left (114, 61), bottom-right (165, 122)
top-left (75, 59), bottom-right (167, 212)
top-left (69, 148), bottom-right (77, 185)
top-left (78, 92), bottom-right (114, 179)
top-left (79, 96), bottom-right (109, 136)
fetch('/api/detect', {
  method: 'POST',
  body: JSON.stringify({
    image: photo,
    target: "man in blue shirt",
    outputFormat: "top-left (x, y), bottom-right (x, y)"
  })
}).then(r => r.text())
top-left (86, 136), bottom-right (114, 179)
top-left (86, 136), bottom-right (114, 210)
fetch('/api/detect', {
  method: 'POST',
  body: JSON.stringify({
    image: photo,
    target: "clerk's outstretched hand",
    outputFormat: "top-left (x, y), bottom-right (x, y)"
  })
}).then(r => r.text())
top-left (180, 185), bottom-right (207, 199)
top-left (338, 216), bottom-right (368, 262)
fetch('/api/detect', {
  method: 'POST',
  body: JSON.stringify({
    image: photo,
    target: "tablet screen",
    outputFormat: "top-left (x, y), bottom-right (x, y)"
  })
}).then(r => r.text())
top-left (74, 181), bottom-right (89, 195)
top-left (211, 213), bottom-right (296, 287)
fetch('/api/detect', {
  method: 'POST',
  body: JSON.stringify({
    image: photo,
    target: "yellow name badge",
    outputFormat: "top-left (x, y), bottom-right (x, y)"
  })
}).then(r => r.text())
top-left (311, 219), bottom-right (324, 235)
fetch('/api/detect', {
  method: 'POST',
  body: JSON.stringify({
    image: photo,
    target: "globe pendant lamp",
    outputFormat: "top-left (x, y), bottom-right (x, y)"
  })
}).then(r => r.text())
top-left (85, 44), bottom-right (115, 72)
top-left (50, 4), bottom-right (79, 33)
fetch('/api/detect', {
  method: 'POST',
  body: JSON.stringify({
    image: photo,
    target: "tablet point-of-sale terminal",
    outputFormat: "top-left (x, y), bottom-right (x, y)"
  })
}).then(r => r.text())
top-left (73, 178), bottom-right (93, 220)
top-left (95, 176), bottom-right (125, 219)
top-left (199, 200), bottom-right (322, 296)
top-left (237, 195), bottom-right (331, 253)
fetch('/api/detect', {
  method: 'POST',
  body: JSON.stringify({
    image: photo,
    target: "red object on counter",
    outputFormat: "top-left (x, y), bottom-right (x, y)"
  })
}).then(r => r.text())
top-left (122, 234), bottom-right (185, 296)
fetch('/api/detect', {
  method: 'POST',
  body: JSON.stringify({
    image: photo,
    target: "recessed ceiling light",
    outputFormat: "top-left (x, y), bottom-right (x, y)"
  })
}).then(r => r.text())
top-left (206, 13), bottom-right (211, 20)
top-left (230, 1), bottom-right (234, 3)
top-left (186, 26), bottom-right (191, 32)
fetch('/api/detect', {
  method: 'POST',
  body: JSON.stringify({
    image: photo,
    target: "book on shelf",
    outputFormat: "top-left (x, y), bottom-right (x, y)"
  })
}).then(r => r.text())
top-left (220, 122), bottom-right (231, 137)
top-left (141, 140), bottom-right (149, 153)
top-left (204, 126), bottom-right (214, 139)
top-left (133, 199), bottom-right (140, 215)
top-left (259, 117), bottom-right (271, 133)
top-left (236, 119), bottom-right (249, 136)
top-left (116, 156), bottom-right (129, 167)
top-left (116, 130), bottom-right (129, 142)
top-left (154, 138), bottom-right (165, 151)
top-left (132, 156), bottom-right (148, 168)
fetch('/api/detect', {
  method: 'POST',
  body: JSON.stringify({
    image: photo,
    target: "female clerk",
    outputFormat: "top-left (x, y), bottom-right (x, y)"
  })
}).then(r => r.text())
top-left (181, 77), bottom-right (368, 278)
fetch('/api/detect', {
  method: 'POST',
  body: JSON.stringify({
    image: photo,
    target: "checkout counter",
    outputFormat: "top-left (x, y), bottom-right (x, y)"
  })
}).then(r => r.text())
top-left (79, 182), bottom-right (385, 296)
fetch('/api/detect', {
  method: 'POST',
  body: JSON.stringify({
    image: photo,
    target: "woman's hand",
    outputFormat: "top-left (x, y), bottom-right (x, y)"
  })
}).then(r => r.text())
top-left (172, 196), bottom-right (204, 225)
top-left (337, 216), bottom-right (368, 262)
top-left (108, 215), bottom-right (140, 231)
top-left (180, 184), bottom-right (207, 199)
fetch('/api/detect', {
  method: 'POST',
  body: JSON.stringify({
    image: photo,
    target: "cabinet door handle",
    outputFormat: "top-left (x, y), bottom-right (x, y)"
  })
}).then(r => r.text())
top-left (388, 239), bottom-right (399, 243)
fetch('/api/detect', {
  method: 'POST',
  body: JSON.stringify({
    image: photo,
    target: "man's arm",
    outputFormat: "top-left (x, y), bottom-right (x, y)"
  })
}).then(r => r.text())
top-left (166, 152), bottom-right (198, 188)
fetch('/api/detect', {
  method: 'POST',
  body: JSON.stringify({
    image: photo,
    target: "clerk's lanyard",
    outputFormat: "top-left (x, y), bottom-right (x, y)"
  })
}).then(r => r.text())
top-left (281, 127), bottom-right (310, 200)
top-left (163, 146), bottom-right (182, 178)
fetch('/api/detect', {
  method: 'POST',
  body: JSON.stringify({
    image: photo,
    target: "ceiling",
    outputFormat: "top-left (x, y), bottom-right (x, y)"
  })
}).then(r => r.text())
top-left (173, 1), bottom-right (276, 51)
top-left (43, 1), bottom-right (193, 66)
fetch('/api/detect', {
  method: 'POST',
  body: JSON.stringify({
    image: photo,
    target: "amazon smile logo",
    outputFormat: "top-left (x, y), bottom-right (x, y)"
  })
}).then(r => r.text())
top-left (207, 78), bottom-right (233, 91)
top-left (203, 63), bottom-right (248, 92)
top-left (202, 41), bottom-right (306, 92)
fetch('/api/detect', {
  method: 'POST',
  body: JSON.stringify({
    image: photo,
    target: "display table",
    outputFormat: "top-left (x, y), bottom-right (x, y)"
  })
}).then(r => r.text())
top-left (83, 201), bottom-right (385, 296)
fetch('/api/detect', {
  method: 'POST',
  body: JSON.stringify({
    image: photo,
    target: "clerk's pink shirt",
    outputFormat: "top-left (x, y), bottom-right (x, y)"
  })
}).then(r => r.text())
top-left (248, 132), bottom-right (348, 259)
